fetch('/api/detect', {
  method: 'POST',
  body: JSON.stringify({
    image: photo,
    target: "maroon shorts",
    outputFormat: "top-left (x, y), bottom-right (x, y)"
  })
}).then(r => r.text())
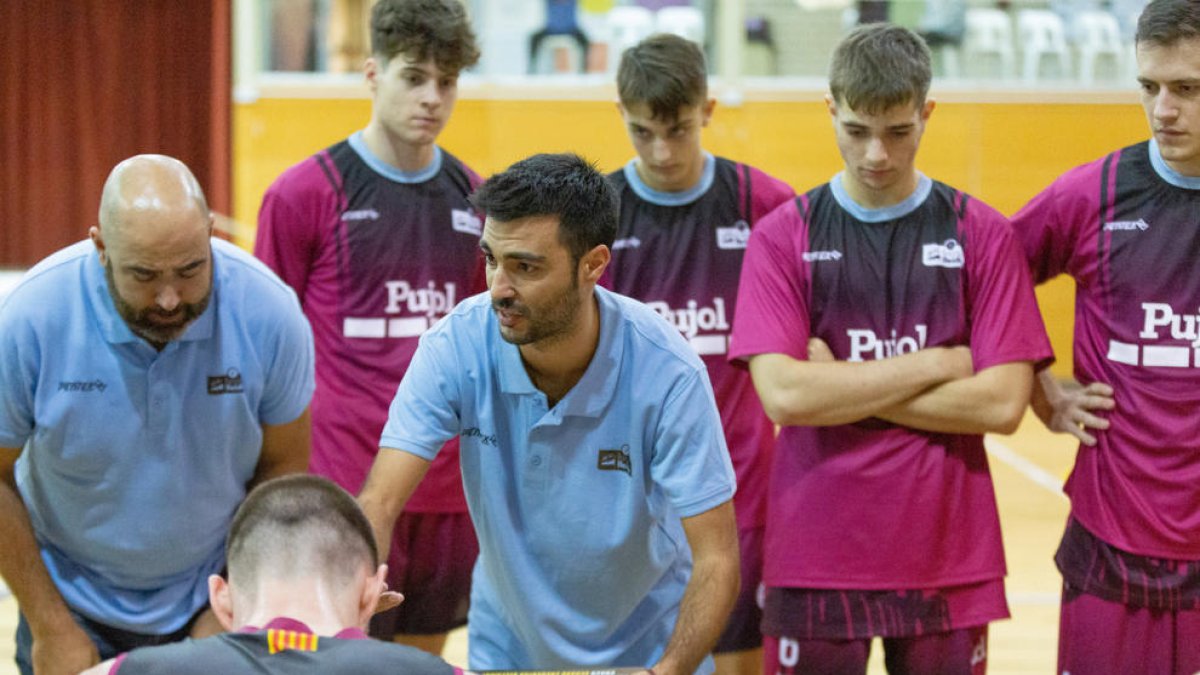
top-left (762, 580), bottom-right (1008, 640)
top-left (1058, 583), bottom-right (1200, 675)
top-left (717, 525), bottom-right (766, 653)
top-left (763, 626), bottom-right (988, 675)
top-left (369, 511), bottom-right (479, 637)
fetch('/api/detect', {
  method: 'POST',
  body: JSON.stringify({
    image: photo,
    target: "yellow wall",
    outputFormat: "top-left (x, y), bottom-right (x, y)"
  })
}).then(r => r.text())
top-left (234, 95), bottom-right (1149, 377)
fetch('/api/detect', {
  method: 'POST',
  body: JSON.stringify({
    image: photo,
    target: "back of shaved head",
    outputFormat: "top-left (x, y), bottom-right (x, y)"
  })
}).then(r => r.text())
top-left (98, 154), bottom-right (210, 241)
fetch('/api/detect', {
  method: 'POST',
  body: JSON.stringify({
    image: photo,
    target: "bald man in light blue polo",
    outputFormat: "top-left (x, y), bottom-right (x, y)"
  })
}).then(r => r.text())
top-left (360, 153), bottom-right (739, 675)
top-left (0, 155), bottom-right (314, 675)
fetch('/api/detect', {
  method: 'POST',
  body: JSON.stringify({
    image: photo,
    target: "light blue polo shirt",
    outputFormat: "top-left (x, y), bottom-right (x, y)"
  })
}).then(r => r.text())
top-left (0, 238), bottom-right (314, 633)
top-left (381, 286), bottom-right (734, 673)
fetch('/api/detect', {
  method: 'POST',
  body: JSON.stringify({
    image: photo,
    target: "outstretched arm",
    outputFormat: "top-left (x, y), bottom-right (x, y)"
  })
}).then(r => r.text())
top-left (651, 501), bottom-right (739, 675)
top-left (357, 448), bottom-right (432, 561)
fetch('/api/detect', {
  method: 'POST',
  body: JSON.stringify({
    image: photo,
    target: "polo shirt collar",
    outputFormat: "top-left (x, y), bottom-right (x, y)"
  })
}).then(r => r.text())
top-left (497, 286), bottom-right (624, 417)
top-left (86, 243), bottom-right (217, 346)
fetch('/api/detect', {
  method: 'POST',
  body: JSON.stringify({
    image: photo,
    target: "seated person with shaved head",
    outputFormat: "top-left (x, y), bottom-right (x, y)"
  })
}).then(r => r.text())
top-left (0, 154), bottom-right (314, 674)
top-left (80, 474), bottom-right (459, 674)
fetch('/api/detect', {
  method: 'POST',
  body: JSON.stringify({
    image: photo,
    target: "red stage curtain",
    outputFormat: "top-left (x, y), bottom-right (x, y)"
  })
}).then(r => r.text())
top-left (0, 0), bottom-right (231, 266)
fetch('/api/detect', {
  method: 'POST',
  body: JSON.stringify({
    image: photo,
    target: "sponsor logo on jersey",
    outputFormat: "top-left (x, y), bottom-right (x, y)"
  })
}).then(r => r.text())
top-left (1103, 218), bottom-right (1149, 232)
top-left (1108, 301), bottom-right (1200, 367)
top-left (597, 444), bottom-right (632, 475)
top-left (385, 280), bottom-right (458, 317)
top-left (57, 379), bottom-right (107, 393)
top-left (340, 209), bottom-right (380, 222)
top-left (343, 281), bottom-right (459, 339)
top-left (716, 220), bottom-right (751, 250)
top-left (645, 298), bottom-right (731, 355)
top-left (922, 239), bottom-right (964, 268)
top-left (207, 368), bottom-right (244, 395)
top-left (802, 250), bottom-right (843, 262)
top-left (847, 325), bottom-right (929, 362)
top-left (451, 208), bottom-right (482, 236)
top-left (612, 236), bottom-right (642, 250)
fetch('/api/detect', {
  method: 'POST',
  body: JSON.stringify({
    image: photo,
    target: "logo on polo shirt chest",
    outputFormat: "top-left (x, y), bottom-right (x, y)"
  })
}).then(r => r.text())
top-left (57, 379), bottom-right (107, 393)
top-left (597, 444), bottom-right (632, 475)
top-left (208, 368), bottom-right (244, 395)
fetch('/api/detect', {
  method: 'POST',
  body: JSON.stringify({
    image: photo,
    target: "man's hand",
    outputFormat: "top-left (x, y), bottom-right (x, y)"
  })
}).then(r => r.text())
top-left (31, 620), bottom-right (98, 675)
top-left (1032, 372), bottom-right (1114, 446)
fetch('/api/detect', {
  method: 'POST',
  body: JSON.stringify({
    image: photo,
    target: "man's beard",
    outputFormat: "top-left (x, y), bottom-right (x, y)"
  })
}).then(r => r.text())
top-left (104, 261), bottom-right (211, 347)
top-left (493, 275), bottom-right (581, 347)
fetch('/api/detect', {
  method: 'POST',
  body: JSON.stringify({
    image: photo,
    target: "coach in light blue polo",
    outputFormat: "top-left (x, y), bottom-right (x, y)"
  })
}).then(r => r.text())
top-left (0, 155), bottom-right (314, 674)
top-left (364, 153), bottom-right (738, 675)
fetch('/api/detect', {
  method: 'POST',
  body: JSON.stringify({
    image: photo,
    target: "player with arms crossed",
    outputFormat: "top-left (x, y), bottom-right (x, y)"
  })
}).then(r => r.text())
top-left (730, 24), bottom-right (1052, 674)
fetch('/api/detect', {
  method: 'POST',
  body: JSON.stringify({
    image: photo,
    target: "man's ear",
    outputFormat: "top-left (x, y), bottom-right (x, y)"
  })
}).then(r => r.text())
top-left (580, 244), bottom-right (611, 284)
top-left (208, 574), bottom-right (236, 632)
top-left (89, 226), bottom-right (108, 266)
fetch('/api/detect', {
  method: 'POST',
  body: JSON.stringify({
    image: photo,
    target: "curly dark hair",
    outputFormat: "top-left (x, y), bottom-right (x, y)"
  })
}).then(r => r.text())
top-left (370, 0), bottom-right (480, 73)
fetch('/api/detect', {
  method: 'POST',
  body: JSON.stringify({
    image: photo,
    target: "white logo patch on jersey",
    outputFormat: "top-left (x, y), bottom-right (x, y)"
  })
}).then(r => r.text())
top-left (646, 298), bottom-right (730, 354)
top-left (1103, 218), bottom-right (1149, 232)
top-left (612, 236), bottom-right (642, 250)
top-left (451, 209), bottom-right (482, 236)
top-left (802, 250), bottom-right (843, 262)
top-left (1108, 302), bottom-right (1200, 367)
top-left (922, 239), bottom-right (964, 269)
top-left (716, 220), bottom-right (751, 250)
top-left (341, 209), bottom-right (380, 222)
top-left (847, 325), bottom-right (929, 361)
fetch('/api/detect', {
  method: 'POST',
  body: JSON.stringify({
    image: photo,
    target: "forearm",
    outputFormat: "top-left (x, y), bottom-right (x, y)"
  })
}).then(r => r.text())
top-left (654, 503), bottom-right (739, 675)
top-left (750, 348), bottom-right (969, 427)
top-left (877, 362), bottom-right (1034, 435)
top-left (0, 480), bottom-right (75, 635)
top-left (357, 449), bottom-right (431, 562)
top-left (251, 407), bottom-right (312, 488)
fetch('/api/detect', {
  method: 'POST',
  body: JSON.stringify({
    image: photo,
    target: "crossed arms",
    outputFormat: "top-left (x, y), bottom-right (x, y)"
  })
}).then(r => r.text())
top-left (749, 340), bottom-right (1034, 435)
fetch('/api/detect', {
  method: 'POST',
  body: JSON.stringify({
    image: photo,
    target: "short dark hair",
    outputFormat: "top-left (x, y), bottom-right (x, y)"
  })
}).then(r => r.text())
top-left (370, 0), bottom-right (480, 73)
top-left (470, 153), bottom-right (618, 265)
top-left (829, 23), bottom-right (931, 114)
top-left (226, 475), bottom-right (378, 593)
top-left (1136, 0), bottom-right (1200, 47)
top-left (617, 33), bottom-right (708, 122)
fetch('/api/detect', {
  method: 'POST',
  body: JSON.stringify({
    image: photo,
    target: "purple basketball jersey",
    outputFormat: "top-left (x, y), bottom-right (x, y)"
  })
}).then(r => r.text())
top-left (604, 157), bottom-right (795, 530)
top-left (731, 177), bottom-right (1052, 590)
top-left (256, 142), bottom-right (485, 512)
top-left (1013, 141), bottom-right (1200, 561)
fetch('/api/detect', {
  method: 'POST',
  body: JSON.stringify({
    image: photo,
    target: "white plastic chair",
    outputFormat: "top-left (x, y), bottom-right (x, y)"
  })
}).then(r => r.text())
top-left (655, 6), bottom-right (705, 46)
top-left (1073, 10), bottom-right (1126, 83)
top-left (962, 8), bottom-right (1016, 79)
top-left (1018, 9), bottom-right (1072, 82)
top-left (606, 6), bottom-right (655, 73)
